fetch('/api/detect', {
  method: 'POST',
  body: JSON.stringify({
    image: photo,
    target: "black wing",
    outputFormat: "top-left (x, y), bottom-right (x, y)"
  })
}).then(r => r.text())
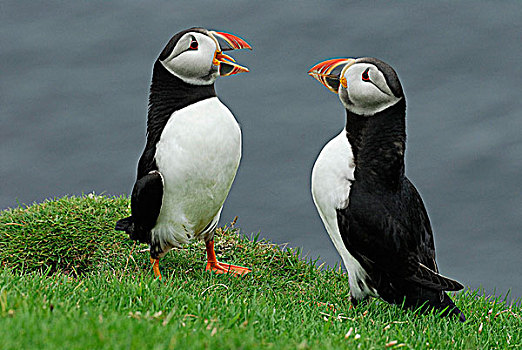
top-left (115, 170), bottom-right (163, 244)
top-left (337, 178), bottom-right (463, 291)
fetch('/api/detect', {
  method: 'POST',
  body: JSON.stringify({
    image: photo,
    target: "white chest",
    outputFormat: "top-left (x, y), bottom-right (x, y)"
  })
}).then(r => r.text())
top-left (153, 97), bottom-right (241, 249)
top-left (311, 131), bottom-right (376, 299)
top-left (311, 131), bottom-right (355, 216)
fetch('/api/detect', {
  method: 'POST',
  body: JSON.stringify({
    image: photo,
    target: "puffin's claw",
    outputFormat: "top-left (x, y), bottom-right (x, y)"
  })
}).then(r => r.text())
top-left (205, 261), bottom-right (251, 276)
top-left (150, 257), bottom-right (162, 280)
top-left (205, 240), bottom-right (251, 276)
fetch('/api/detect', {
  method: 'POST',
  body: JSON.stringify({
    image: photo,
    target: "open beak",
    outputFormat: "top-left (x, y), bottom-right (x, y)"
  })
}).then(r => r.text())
top-left (209, 31), bottom-right (252, 76)
top-left (308, 58), bottom-right (356, 93)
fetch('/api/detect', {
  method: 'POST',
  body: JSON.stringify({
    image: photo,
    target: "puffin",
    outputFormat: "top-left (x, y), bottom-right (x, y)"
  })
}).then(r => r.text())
top-left (308, 57), bottom-right (466, 321)
top-left (115, 28), bottom-right (252, 279)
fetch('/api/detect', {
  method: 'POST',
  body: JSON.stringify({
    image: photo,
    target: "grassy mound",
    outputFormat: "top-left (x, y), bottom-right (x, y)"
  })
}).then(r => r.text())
top-left (0, 194), bottom-right (132, 274)
top-left (0, 195), bottom-right (520, 349)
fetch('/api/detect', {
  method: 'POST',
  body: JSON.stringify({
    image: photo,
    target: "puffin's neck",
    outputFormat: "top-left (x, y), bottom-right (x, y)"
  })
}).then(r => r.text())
top-left (146, 61), bottom-right (216, 140)
top-left (345, 98), bottom-right (406, 189)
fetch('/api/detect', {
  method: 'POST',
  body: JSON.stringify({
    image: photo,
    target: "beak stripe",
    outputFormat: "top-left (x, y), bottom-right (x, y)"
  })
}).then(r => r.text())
top-left (220, 63), bottom-right (249, 77)
top-left (211, 31), bottom-right (252, 50)
top-left (308, 58), bottom-right (350, 76)
top-left (208, 30), bottom-right (252, 76)
top-left (308, 58), bottom-right (356, 93)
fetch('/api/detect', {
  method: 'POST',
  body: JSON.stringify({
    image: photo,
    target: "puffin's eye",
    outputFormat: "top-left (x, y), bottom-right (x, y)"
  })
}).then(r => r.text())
top-left (189, 39), bottom-right (198, 50)
top-left (362, 68), bottom-right (370, 81)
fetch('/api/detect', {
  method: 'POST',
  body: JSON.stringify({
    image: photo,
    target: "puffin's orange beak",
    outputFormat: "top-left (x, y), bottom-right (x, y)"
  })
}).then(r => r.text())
top-left (308, 58), bottom-right (355, 93)
top-left (209, 31), bottom-right (252, 76)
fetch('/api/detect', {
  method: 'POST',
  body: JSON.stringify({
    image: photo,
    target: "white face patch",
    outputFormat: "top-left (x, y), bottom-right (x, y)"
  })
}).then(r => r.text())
top-left (339, 63), bottom-right (401, 116)
top-left (160, 32), bottom-right (219, 85)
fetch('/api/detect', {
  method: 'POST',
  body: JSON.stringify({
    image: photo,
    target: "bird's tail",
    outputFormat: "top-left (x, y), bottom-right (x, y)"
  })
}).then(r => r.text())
top-left (115, 216), bottom-right (151, 244)
top-left (115, 216), bottom-right (134, 234)
top-left (430, 292), bottom-right (466, 322)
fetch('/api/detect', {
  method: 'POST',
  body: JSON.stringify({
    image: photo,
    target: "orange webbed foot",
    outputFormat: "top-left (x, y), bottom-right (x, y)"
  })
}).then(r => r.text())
top-left (150, 257), bottom-right (162, 280)
top-left (205, 261), bottom-right (251, 276)
top-left (205, 240), bottom-right (251, 276)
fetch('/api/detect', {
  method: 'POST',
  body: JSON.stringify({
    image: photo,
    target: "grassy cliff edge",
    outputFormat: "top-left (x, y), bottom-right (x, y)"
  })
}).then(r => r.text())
top-left (0, 194), bottom-right (520, 349)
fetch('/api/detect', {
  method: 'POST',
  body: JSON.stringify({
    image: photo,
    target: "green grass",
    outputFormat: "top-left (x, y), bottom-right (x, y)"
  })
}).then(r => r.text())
top-left (1, 194), bottom-right (520, 349)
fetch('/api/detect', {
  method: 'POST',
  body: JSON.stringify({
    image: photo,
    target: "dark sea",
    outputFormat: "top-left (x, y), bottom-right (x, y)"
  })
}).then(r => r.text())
top-left (2, 1), bottom-right (521, 301)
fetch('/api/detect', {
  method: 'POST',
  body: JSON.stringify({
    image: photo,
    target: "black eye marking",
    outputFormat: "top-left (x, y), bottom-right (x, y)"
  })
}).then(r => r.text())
top-left (189, 37), bottom-right (198, 50)
top-left (362, 67), bottom-right (370, 81)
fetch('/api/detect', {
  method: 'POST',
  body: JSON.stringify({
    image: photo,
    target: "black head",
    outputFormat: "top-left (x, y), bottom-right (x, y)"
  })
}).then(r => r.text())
top-left (354, 57), bottom-right (403, 98)
top-left (309, 57), bottom-right (404, 116)
top-left (156, 27), bottom-right (252, 86)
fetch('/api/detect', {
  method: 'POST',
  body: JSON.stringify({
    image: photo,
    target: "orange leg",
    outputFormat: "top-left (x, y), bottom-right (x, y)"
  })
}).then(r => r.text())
top-left (150, 257), bottom-right (162, 280)
top-left (205, 240), bottom-right (251, 276)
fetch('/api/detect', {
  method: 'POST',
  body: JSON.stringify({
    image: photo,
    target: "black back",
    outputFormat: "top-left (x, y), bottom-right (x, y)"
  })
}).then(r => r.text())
top-left (336, 97), bottom-right (464, 319)
top-left (345, 98), bottom-right (406, 189)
